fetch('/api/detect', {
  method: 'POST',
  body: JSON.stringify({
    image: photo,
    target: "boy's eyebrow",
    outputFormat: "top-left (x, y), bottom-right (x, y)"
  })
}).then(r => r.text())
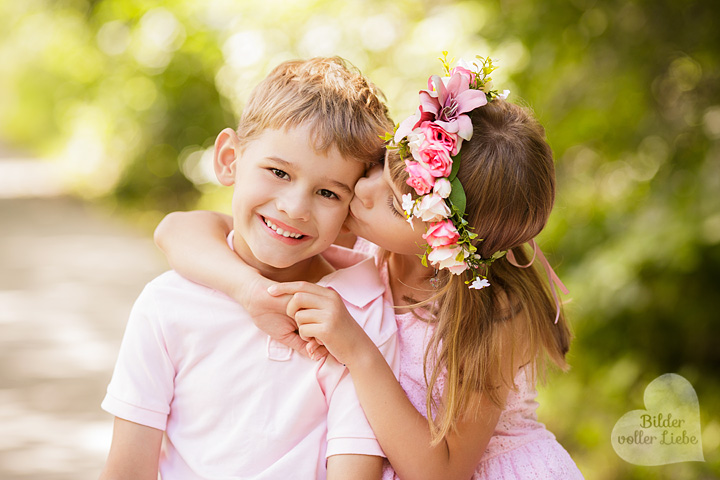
top-left (266, 156), bottom-right (353, 195)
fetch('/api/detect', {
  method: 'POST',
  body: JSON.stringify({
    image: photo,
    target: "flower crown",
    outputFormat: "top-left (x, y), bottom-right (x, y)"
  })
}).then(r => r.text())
top-left (386, 53), bottom-right (510, 290)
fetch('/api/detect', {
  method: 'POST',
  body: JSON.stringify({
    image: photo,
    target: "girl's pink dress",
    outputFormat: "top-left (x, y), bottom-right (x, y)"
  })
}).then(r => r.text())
top-left (355, 238), bottom-right (583, 479)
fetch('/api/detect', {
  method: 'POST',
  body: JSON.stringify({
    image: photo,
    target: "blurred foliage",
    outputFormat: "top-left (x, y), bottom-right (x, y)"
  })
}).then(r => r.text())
top-left (1, 0), bottom-right (719, 478)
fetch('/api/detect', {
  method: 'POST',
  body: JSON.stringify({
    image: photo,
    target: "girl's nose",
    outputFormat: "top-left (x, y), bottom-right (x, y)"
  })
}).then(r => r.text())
top-left (354, 164), bottom-right (382, 208)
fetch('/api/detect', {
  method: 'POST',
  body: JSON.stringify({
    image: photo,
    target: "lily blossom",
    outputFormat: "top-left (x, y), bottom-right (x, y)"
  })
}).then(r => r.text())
top-left (419, 72), bottom-right (487, 140)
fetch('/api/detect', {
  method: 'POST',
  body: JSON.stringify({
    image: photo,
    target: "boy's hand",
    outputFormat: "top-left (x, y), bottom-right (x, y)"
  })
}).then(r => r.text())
top-left (239, 275), bottom-right (328, 359)
top-left (268, 281), bottom-right (370, 367)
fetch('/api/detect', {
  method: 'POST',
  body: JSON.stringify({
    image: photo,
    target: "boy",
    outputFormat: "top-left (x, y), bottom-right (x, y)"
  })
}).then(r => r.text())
top-left (99, 58), bottom-right (398, 480)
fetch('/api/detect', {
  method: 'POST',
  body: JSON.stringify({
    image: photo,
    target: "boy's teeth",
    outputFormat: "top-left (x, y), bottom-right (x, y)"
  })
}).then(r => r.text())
top-left (264, 218), bottom-right (302, 239)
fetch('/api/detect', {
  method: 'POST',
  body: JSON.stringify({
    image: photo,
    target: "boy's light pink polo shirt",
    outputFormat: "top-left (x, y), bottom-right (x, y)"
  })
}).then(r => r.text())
top-left (102, 239), bottom-right (398, 479)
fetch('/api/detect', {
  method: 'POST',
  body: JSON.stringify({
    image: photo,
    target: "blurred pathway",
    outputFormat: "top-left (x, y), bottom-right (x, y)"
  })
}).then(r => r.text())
top-left (0, 156), bottom-right (167, 479)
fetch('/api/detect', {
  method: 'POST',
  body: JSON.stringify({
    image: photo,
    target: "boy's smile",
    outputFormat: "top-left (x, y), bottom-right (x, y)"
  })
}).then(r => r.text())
top-left (260, 215), bottom-right (306, 242)
top-left (214, 125), bottom-right (364, 282)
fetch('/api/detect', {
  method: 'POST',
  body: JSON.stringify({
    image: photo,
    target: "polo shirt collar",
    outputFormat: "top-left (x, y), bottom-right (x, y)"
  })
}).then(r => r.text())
top-left (317, 245), bottom-right (385, 309)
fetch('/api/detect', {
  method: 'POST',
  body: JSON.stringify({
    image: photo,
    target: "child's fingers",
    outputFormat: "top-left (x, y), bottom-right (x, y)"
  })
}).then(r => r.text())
top-left (277, 329), bottom-right (312, 356)
top-left (297, 323), bottom-right (323, 343)
top-left (306, 339), bottom-right (329, 361)
top-left (267, 281), bottom-right (326, 297)
top-left (293, 308), bottom-right (329, 328)
top-left (286, 291), bottom-right (329, 319)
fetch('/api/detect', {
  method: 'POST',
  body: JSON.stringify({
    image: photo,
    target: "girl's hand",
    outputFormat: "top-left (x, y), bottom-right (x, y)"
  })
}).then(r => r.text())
top-left (243, 276), bottom-right (328, 360)
top-left (268, 282), bottom-right (372, 367)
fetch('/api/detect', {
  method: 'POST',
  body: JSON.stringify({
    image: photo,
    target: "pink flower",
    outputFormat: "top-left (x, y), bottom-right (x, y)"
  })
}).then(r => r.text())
top-left (427, 245), bottom-right (468, 274)
top-left (394, 108), bottom-right (434, 143)
top-left (419, 121), bottom-right (460, 156)
top-left (416, 194), bottom-right (451, 222)
top-left (417, 143), bottom-right (453, 178)
top-left (404, 160), bottom-right (435, 195)
top-left (450, 65), bottom-right (474, 82)
top-left (419, 72), bottom-right (488, 141)
top-left (422, 220), bottom-right (459, 247)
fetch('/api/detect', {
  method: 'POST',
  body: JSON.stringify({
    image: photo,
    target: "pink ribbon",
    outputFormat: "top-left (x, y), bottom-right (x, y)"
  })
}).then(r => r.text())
top-left (505, 239), bottom-right (569, 324)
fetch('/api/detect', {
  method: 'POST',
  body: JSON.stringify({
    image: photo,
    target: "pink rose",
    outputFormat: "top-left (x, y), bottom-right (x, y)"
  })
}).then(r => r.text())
top-left (417, 143), bottom-right (452, 178)
top-left (404, 160), bottom-right (435, 195)
top-left (419, 121), bottom-right (460, 156)
top-left (423, 220), bottom-right (459, 247)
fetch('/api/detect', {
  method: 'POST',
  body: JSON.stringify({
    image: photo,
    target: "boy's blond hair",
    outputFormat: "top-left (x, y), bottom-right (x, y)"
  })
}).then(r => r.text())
top-left (237, 57), bottom-right (393, 165)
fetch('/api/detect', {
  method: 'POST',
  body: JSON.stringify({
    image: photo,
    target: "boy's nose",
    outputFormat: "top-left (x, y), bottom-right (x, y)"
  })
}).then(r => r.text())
top-left (354, 165), bottom-right (382, 208)
top-left (277, 189), bottom-right (311, 221)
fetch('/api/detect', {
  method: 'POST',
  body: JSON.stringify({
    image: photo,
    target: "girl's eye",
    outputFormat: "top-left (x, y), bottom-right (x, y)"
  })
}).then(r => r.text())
top-left (387, 195), bottom-right (405, 218)
top-left (318, 189), bottom-right (339, 200)
top-left (270, 168), bottom-right (289, 180)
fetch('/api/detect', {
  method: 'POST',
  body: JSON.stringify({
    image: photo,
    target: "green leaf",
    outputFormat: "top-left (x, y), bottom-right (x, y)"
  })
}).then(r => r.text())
top-left (448, 177), bottom-right (466, 218)
top-left (448, 152), bottom-right (461, 181)
top-left (491, 250), bottom-right (507, 260)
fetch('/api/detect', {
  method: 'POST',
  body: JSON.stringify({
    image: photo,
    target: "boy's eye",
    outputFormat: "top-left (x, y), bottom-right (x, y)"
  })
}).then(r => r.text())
top-left (318, 189), bottom-right (339, 200)
top-left (270, 168), bottom-right (289, 180)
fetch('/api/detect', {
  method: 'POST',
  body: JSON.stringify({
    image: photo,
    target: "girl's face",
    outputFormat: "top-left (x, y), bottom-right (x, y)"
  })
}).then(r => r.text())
top-left (346, 161), bottom-right (426, 255)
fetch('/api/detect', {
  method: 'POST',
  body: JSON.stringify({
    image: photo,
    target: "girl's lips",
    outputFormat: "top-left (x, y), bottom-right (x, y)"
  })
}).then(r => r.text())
top-left (259, 215), bottom-right (308, 243)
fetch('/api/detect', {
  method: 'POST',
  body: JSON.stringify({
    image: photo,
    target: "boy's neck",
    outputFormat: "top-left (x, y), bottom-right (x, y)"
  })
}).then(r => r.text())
top-left (240, 250), bottom-right (335, 284)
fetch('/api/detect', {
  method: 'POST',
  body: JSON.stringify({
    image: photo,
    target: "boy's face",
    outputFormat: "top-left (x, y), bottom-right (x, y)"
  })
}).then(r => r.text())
top-left (215, 125), bottom-right (364, 280)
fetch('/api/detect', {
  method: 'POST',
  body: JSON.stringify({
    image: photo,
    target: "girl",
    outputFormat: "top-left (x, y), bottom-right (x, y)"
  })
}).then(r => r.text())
top-left (155, 58), bottom-right (584, 479)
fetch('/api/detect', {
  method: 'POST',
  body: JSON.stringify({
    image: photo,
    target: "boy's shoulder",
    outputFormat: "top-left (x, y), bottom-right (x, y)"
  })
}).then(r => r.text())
top-left (140, 270), bottom-right (235, 308)
top-left (145, 270), bottom-right (214, 293)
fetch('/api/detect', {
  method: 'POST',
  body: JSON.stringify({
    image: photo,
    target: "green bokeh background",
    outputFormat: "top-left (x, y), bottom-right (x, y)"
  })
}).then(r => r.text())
top-left (1, 0), bottom-right (718, 478)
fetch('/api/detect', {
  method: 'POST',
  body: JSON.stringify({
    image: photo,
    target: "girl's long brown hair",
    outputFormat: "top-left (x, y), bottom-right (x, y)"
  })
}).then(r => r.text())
top-left (388, 99), bottom-right (572, 443)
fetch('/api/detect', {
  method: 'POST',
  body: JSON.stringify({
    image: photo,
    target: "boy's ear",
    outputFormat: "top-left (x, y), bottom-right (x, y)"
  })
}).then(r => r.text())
top-left (213, 128), bottom-right (241, 186)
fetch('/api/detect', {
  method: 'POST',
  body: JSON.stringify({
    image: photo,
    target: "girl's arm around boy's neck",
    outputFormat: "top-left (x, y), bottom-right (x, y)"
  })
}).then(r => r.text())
top-left (154, 210), bottom-right (313, 355)
top-left (154, 210), bottom-right (245, 301)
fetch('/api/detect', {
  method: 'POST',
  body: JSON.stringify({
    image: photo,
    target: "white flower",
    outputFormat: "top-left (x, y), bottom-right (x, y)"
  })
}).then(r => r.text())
top-left (401, 193), bottom-right (415, 216)
top-left (416, 194), bottom-right (451, 222)
top-left (401, 193), bottom-right (417, 229)
top-left (469, 277), bottom-right (491, 290)
top-left (456, 58), bottom-right (473, 71)
top-left (433, 178), bottom-right (452, 198)
top-left (498, 89), bottom-right (510, 100)
top-left (406, 130), bottom-right (426, 162)
top-left (427, 245), bottom-right (468, 275)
